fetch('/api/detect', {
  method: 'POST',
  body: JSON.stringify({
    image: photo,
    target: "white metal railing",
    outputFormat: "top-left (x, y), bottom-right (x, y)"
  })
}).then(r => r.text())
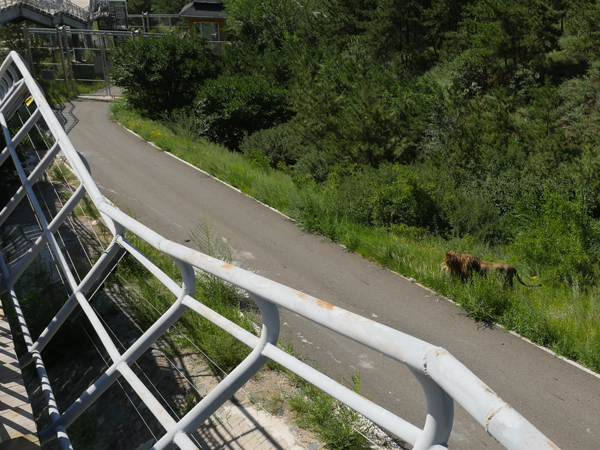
top-left (0, 0), bottom-right (89, 22)
top-left (128, 13), bottom-right (184, 32)
top-left (0, 50), bottom-right (560, 450)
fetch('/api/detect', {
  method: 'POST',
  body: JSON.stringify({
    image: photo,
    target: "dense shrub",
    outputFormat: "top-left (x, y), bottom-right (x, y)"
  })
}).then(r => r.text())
top-left (239, 122), bottom-right (301, 167)
top-left (111, 34), bottom-right (218, 117)
top-left (289, 56), bottom-right (434, 178)
top-left (193, 75), bottom-right (293, 150)
top-left (330, 164), bottom-right (444, 231)
top-left (454, 0), bottom-right (561, 80)
top-left (509, 194), bottom-right (600, 285)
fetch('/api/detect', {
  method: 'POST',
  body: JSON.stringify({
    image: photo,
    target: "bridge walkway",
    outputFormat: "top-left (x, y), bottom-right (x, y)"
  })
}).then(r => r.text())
top-left (0, 300), bottom-right (310, 450)
top-left (0, 0), bottom-right (91, 29)
top-left (0, 304), bottom-right (40, 449)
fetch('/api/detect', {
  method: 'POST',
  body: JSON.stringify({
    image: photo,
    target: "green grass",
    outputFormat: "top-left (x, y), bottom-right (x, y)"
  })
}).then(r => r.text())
top-left (111, 100), bottom-right (296, 212)
top-left (110, 101), bottom-right (600, 374)
top-left (41, 80), bottom-right (108, 106)
top-left (287, 371), bottom-right (371, 450)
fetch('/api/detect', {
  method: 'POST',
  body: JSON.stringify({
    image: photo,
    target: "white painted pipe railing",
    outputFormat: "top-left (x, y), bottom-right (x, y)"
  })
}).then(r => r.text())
top-left (0, 51), bottom-right (560, 450)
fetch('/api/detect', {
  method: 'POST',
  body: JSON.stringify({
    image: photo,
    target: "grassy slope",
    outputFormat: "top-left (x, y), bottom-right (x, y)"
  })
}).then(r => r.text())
top-left (110, 101), bottom-right (600, 374)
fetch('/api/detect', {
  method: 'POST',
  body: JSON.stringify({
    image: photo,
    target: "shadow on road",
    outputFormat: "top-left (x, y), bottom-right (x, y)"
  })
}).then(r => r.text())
top-left (53, 101), bottom-right (79, 135)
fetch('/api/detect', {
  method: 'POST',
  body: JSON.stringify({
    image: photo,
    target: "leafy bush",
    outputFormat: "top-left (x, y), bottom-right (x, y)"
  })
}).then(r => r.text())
top-left (438, 167), bottom-right (536, 245)
top-left (193, 75), bottom-right (293, 150)
top-left (224, 0), bottom-right (304, 52)
top-left (290, 164), bottom-right (445, 235)
top-left (456, 0), bottom-right (560, 80)
top-left (290, 56), bottom-right (434, 178)
top-left (562, 1), bottom-right (600, 60)
top-left (239, 122), bottom-right (302, 167)
top-left (332, 164), bottom-right (443, 230)
top-left (509, 194), bottom-right (600, 285)
top-left (111, 34), bottom-right (218, 117)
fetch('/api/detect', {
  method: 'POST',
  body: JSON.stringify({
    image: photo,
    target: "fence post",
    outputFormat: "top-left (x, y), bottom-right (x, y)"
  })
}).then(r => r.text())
top-left (61, 27), bottom-right (77, 94)
top-left (22, 27), bottom-right (34, 74)
top-left (100, 33), bottom-right (110, 96)
top-left (56, 26), bottom-right (71, 97)
top-left (410, 369), bottom-right (454, 450)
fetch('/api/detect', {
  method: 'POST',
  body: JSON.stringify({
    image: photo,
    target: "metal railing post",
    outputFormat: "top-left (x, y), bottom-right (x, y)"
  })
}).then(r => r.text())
top-left (155, 293), bottom-right (281, 450)
top-left (100, 32), bottom-right (110, 96)
top-left (410, 369), bottom-right (454, 450)
top-left (22, 26), bottom-right (34, 74)
top-left (56, 26), bottom-right (70, 97)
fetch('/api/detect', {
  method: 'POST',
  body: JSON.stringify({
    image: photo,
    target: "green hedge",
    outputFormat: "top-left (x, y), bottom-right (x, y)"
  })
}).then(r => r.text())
top-left (192, 75), bottom-right (293, 150)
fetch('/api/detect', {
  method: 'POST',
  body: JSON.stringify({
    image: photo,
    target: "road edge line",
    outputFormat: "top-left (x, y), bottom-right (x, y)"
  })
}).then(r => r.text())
top-left (119, 124), bottom-right (600, 381)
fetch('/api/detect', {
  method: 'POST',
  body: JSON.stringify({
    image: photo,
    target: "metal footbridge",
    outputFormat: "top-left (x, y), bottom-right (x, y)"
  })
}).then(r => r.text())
top-left (0, 50), bottom-right (561, 449)
top-left (0, 0), bottom-right (91, 29)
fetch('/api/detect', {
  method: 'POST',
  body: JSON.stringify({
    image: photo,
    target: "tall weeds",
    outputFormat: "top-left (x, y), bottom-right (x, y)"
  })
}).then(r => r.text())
top-left (111, 103), bottom-right (600, 374)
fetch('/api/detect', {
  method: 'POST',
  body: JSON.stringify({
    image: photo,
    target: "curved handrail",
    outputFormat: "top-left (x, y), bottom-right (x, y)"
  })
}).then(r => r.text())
top-left (0, 50), bottom-right (560, 450)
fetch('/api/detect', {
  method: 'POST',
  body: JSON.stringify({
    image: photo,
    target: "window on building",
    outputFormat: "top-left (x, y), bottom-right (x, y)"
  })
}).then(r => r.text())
top-left (194, 22), bottom-right (219, 41)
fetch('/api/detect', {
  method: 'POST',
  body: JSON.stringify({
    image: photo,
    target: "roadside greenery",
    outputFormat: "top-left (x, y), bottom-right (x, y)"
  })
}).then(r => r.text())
top-left (192, 75), bottom-right (294, 150)
top-left (110, 34), bottom-right (219, 118)
top-left (111, 102), bottom-right (600, 373)
top-left (288, 371), bottom-right (371, 450)
top-left (109, 0), bottom-right (600, 374)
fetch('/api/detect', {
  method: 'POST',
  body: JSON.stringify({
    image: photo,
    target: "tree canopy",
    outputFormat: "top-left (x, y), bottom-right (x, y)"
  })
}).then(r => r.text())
top-left (110, 0), bottom-right (600, 285)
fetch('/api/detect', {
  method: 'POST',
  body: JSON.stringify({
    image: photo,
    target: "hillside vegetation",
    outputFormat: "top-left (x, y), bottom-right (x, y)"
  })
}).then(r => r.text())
top-left (109, 0), bottom-right (600, 372)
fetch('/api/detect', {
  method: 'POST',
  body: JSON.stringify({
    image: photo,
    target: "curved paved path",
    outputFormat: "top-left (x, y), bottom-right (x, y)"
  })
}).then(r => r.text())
top-left (63, 96), bottom-right (599, 449)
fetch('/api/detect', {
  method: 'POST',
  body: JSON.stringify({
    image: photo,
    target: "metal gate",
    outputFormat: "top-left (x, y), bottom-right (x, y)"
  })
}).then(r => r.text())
top-left (20, 27), bottom-right (163, 98)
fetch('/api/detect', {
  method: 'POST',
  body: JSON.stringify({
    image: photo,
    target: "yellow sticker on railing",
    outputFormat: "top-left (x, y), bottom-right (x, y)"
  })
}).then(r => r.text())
top-left (25, 97), bottom-right (34, 107)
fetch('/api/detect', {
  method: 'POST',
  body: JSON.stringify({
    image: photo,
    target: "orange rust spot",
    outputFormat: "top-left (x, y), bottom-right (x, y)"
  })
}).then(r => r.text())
top-left (483, 386), bottom-right (496, 396)
top-left (297, 292), bottom-right (308, 300)
top-left (221, 263), bottom-right (236, 270)
top-left (316, 299), bottom-right (335, 310)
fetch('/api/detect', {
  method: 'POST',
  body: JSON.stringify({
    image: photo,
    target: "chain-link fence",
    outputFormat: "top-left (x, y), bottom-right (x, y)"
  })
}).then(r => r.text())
top-left (20, 26), bottom-right (165, 98)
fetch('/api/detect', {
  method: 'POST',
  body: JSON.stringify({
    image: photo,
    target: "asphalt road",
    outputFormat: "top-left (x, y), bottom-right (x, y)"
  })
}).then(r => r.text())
top-left (62, 96), bottom-right (599, 449)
